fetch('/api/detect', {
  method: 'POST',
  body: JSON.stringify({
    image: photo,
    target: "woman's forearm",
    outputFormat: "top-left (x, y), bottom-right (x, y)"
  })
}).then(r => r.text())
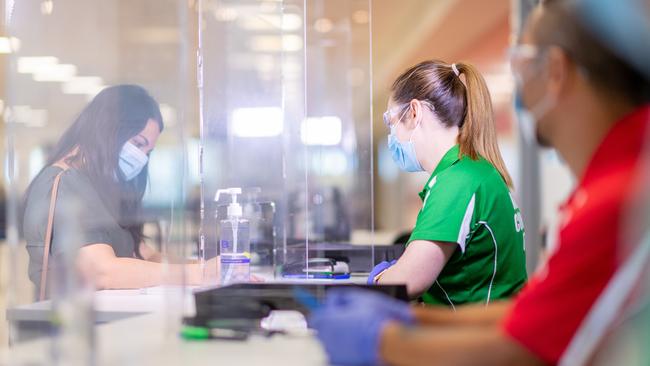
top-left (377, 241), bottom-right (455, 298)
top-left (96, 257), bottom-right (201, 289)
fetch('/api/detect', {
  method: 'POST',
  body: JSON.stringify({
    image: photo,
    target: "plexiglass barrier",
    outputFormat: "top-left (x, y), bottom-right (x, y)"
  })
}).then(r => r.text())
top-left (3, 0), bottom-right (193, 358)
top-left (199, 0), bottom-right (374, 280)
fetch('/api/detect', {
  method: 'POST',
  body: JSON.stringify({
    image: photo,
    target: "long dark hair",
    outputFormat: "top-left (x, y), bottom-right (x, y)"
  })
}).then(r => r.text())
top-left (34, 84), bottom-right (164, 258)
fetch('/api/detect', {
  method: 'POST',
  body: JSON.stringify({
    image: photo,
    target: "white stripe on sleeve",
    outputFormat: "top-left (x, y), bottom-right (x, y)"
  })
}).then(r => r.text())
top-left (456, 194), bottom-right (476, 253)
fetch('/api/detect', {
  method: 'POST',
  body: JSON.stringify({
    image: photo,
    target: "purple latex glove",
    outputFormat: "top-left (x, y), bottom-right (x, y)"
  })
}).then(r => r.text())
top-left (367, 260), bottom-right (397, 285)
top-left (309, 288), bottom-right (414, 366)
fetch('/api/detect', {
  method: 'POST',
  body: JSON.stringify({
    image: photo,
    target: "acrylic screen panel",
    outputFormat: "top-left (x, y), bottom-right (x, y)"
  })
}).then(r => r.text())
top-left (3, 0), bottom-right (192, 348)
top-left (199, 0), bottom-right (374, 278)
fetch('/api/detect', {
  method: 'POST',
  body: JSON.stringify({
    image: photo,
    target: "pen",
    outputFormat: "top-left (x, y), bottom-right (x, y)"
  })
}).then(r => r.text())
top-left (181, 325), bottom-right (250, 341)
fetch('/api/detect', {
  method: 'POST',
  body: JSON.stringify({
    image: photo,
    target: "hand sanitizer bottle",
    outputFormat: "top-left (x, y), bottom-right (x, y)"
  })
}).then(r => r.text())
top-left (215, 188), bottom-right (250, 285)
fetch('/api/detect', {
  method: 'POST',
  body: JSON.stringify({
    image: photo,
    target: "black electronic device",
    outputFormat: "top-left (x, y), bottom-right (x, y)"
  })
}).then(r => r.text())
top-left (192, 283), bottom-right (408, 323)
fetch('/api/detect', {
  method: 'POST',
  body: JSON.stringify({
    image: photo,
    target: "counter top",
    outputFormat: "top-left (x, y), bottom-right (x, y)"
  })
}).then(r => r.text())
top-left (6, 275), bottom-right (367, 345)
top-left (5, 310), bottom-right (328, 366)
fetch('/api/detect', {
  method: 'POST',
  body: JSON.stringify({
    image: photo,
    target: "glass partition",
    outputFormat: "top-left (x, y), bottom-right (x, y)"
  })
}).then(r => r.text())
top-left (199, 0), bottom-right (374, 280)
top-left (197, 0), bottom-right (287, 278)
top-left (191, 0), bottom-right (377, 286)
top-left (3, 0), bottom-right (192, 352)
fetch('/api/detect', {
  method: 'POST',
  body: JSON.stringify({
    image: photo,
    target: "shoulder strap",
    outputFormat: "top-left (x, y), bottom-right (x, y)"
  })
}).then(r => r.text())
top-left (39, 165), bottom-right (69, 301)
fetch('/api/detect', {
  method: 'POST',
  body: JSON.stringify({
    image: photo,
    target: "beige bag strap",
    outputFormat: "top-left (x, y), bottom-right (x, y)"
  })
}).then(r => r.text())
top-left (39, 165), bottom-right (69, 301)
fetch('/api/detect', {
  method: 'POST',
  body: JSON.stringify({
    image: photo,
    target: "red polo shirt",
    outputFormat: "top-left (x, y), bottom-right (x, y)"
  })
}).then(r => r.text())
top-left (502, 105), bottom-right (650, 365)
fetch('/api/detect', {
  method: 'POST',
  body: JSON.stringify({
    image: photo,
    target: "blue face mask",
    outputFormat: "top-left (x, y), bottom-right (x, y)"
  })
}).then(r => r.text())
top-left (387, 123), bottom-right (424, 172)
top-left (118, 141), bottom-right (148, 181)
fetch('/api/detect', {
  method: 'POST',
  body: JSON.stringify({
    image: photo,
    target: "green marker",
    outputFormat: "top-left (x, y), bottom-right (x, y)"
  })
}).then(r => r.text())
top-left (180, 325), bottom-right (211, 340)
top-left (180, 325), bottom-right (249, 341)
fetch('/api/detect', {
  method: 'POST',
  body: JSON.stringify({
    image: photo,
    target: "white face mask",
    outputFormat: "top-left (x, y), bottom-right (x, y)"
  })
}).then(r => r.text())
top-left (118, 141), bottom-right (148, 181)
top-left (387, 121), bottom-right (424, 173)
top-left (514, 84), bottom-right (557, 146)
top-left (511, 45), bottom-right (558, 145)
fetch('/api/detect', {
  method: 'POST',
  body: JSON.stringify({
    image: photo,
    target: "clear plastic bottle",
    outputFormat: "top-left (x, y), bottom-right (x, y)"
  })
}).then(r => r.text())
top-left (215, 188), bottom-right (251, 285)
top-left (219, 217), bottom-right (250, 285)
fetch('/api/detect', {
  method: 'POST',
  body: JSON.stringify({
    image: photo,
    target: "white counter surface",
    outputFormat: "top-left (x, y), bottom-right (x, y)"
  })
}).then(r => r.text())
top-left (5, 277), bottom-right (372, 365)
top-left (5, 310), bottom-right (328, 366)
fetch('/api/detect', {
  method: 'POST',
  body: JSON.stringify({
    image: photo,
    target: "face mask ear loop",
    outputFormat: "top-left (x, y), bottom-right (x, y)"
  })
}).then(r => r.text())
top-left (390, 104), bottom-right (410, 139)
top-left (409, 119), bottom-right (421, 143)
top-left (529, 90), bottom-right (557, 122)
top-left (395, 104), bottom-right (410, 126)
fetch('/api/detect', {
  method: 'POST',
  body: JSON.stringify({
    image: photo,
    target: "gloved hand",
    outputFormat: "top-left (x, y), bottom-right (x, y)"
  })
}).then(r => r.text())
top-left (367, 260), bottom-right (397, 285)
top-left (309, 288), bottom-right (414, 366)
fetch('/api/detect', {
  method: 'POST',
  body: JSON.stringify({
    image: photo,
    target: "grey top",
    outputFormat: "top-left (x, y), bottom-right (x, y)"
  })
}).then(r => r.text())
top-left (24, 166), bottom-right (135, 293)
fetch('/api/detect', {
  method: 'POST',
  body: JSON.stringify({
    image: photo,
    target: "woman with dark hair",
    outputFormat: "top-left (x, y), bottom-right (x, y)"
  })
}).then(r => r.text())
top-left (368, 60), bottom-right (527, 305)
top-left (23, 85), bottom-right (216, 299)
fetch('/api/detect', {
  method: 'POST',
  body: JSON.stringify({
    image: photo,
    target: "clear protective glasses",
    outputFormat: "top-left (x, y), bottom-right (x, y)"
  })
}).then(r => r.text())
top-left (508, 44), bottom-right (543, 82)
top-left (382, 100), bottom-right (435, 130)
top-left (382, 104), bottom-right (408, 129)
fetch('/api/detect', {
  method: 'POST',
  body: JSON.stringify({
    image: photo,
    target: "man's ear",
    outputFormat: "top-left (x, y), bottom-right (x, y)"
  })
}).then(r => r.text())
top-left (546, 46), bottom-right (572, 99)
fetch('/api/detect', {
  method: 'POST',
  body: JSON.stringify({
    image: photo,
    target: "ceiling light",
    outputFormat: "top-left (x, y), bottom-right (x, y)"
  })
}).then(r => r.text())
top-left (17, 56), bottom-right (58, 74)
top-left (282, 13), bottom-right (302, 31)
top-left (0, 37), bottom-right (19, 54)
top-left (32, 63), bottom-right (77, 82)
top-left (0, 38), bottom-right (11, 54)
top-left (231, 107), bottom-right (283, 138)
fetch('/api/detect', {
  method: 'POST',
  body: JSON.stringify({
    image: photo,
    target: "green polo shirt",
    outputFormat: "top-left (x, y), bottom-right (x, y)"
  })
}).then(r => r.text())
top-left (408, 145), bottom-right (527, 307)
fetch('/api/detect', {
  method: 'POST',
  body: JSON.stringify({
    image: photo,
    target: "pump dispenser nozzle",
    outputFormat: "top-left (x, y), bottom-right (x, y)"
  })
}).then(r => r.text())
top-left (215, 188), bottom-right (243, 218)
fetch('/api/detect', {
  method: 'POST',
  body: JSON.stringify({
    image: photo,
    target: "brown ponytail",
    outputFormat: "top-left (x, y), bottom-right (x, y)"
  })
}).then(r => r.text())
top-left (455, 63), bottom-right (513, 188)
top-left (391, 60), bottom-right (514, 188)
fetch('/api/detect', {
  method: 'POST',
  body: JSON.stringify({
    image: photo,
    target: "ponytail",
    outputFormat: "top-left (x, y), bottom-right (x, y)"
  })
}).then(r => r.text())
top-left (455, 63), bottom-right (514, 188)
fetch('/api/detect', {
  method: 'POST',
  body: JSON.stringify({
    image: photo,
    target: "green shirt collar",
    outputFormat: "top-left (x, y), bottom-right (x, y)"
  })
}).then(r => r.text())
top-left (419, 145), bottom-right (461, 201)
top-left (431, 144), bottom-right (461, 177)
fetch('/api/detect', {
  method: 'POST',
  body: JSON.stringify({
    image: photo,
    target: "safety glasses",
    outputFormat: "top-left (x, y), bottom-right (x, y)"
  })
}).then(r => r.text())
top-left (382, 101), bottom-right (435, 129)
top-left (508, 44), bottom-right (543, 80)
top-left (382, 104), bottom-right (407, 129)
